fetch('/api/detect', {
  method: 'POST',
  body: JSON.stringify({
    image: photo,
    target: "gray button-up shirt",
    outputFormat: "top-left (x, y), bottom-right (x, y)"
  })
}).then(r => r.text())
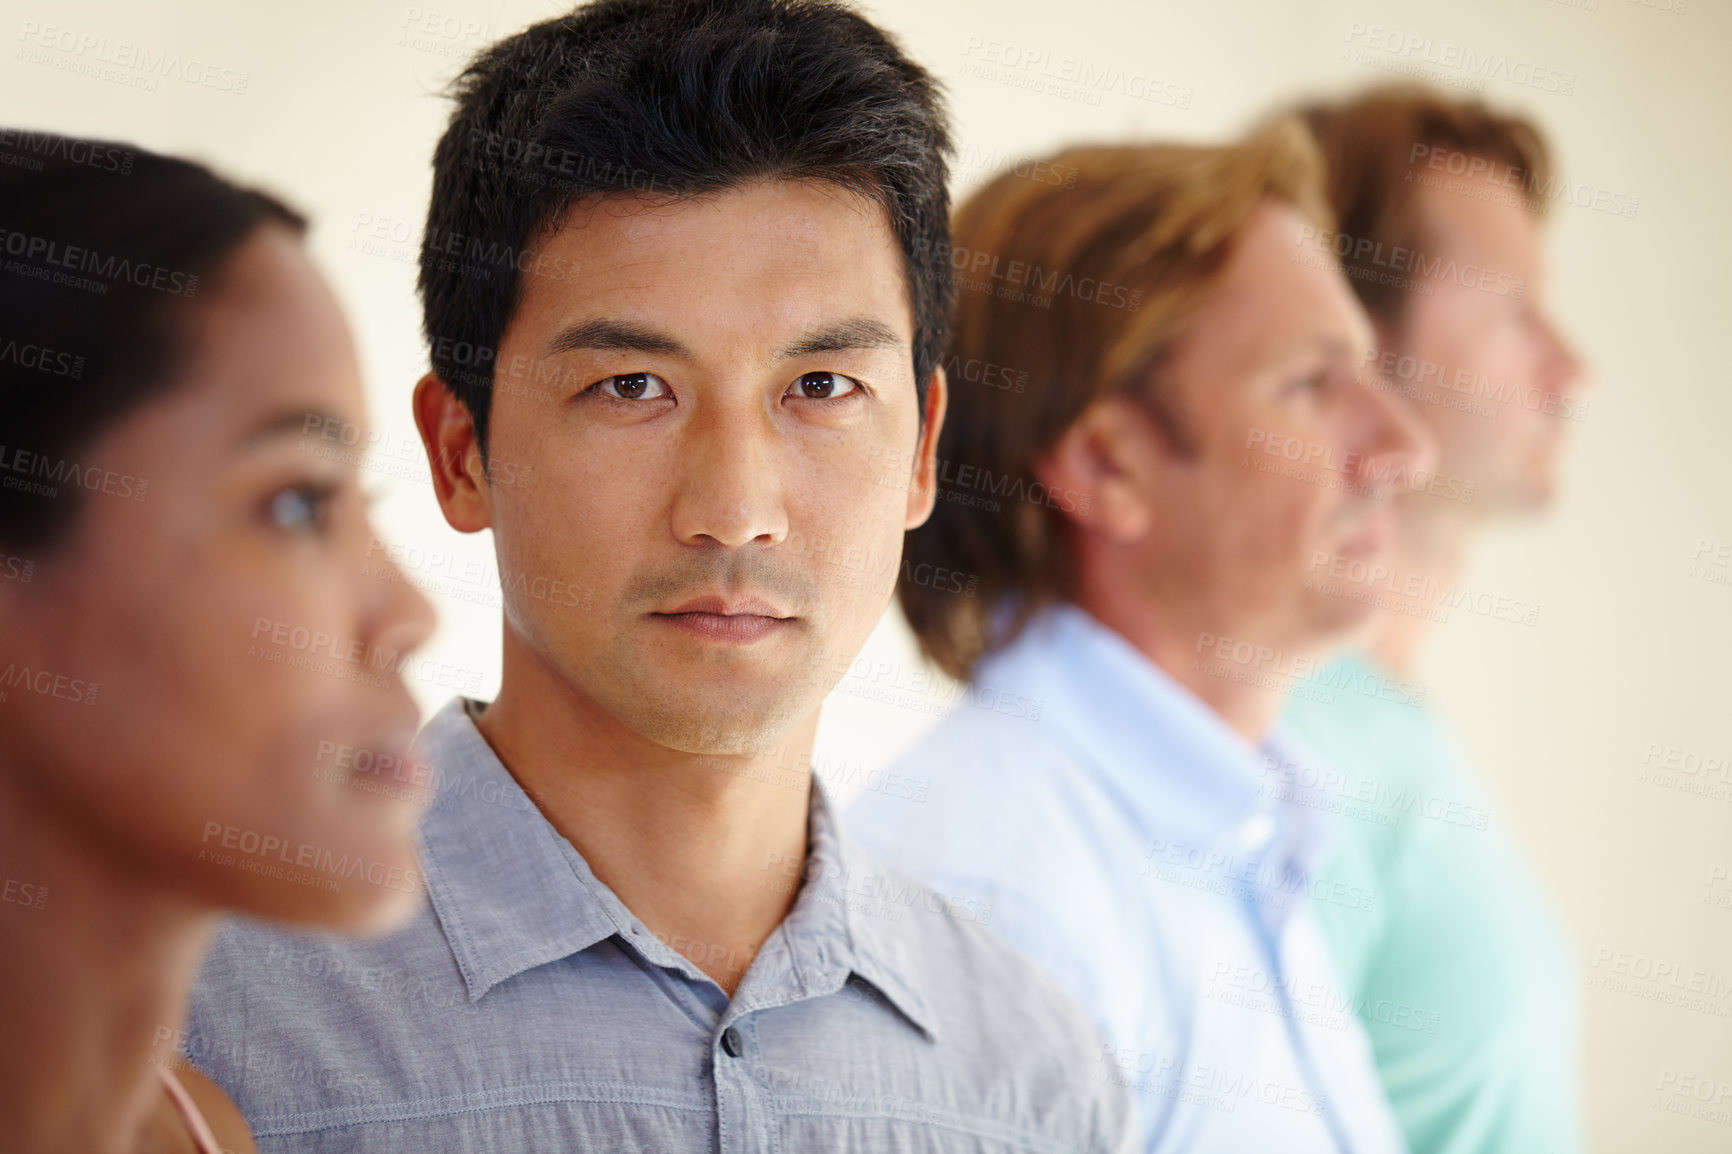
top-left (185, 698), bottom-right (1136, 1152)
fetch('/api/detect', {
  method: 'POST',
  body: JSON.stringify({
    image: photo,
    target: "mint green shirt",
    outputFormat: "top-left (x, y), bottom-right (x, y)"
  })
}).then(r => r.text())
top-left (1280, 653), bottom-right (1584, 1154)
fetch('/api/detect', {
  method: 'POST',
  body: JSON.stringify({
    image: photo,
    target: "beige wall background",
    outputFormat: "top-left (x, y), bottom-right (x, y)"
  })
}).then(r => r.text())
top-left (4, 0), bottom-right (1726, 1148)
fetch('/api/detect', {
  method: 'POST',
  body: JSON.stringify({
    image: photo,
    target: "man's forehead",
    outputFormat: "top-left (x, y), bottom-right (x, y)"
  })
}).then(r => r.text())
top-left (1189, 212), bottom-right (1369, 362)
top-left (511, 183), bottom-right (914, 353)
top-left (543, 180), bottom-right (896, 258)
top-left (1416, 179), bottom-right (1540, 266)
top-left (537, 314), bottom-right (907, 364)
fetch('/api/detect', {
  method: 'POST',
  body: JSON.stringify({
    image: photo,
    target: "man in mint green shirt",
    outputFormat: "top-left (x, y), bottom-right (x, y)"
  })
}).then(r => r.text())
top-left (1277, 87), bottom-right (1591, 1153)
top-left (1282, 653), bottom-right (1582, 1154)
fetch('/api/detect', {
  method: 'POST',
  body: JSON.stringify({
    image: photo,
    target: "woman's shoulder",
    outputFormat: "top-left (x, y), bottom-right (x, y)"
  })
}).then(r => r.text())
top-left (157, 1063), bottom-right (257, 1154)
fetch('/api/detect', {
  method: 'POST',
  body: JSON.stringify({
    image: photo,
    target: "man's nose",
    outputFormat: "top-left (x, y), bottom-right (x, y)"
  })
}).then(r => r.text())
top-left (668, 405), bottom-right (790, 548)
top-left (1538, 312), bottom-right (1588, 402)
top-left (1354, 375), bottom-right (1437, 485)
top-left (361, 542), bottom-right (438, 677)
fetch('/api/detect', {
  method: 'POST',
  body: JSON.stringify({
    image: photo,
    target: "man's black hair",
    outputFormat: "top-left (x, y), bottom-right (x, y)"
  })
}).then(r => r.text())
top-left (419, 0), bottom-right (953, 453)
top-left (0, 132), bottom-right (304, 550)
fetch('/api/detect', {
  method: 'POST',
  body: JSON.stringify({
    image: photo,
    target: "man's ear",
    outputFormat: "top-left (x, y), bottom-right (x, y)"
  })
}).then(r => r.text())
top-left (412, 373), bottom-right (493, 533)
top-left (904, 365), bottom-right (948, 530)
top-left (1036, 396), bottom-right (1162, 545)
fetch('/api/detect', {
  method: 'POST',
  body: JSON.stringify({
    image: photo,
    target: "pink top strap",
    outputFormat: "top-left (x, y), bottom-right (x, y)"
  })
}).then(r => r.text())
top-left (156, 1064), bottom-right (226, 1154)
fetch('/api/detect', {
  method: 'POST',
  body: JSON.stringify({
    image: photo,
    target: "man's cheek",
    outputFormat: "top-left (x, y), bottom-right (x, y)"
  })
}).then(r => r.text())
top-left (1275, 480), bottom-right (1335, 570)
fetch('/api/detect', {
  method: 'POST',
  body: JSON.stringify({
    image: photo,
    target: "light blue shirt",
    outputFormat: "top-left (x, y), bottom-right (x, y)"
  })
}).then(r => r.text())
top-left (184, 697), bottom-right (1137, 1153)
top-left (848, 606), bottom-right (1407, 1154)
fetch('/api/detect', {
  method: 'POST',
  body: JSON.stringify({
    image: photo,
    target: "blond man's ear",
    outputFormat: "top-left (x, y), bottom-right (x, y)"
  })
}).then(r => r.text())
top-left (1037, 396), bottom-right (1164, 546)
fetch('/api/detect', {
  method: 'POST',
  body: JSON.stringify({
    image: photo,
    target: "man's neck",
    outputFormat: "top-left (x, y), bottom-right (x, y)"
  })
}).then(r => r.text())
top-left (1073, 578), bottom-right (1300, 745)
top-left (1367, 497), bottom-right (1475, 679)
top-left (475, 637), bottom-right (815, 997)
top-left (0, 769), bottom-right (216, 1154)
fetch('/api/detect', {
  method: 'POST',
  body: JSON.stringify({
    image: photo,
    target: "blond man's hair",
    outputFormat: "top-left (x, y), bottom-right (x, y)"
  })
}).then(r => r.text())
top-left (901, 119), bottom-right (1333, 679)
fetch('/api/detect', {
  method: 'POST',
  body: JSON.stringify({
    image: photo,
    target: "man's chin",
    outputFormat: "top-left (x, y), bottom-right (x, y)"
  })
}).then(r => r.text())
top-left (1301, 589), bottom-right (1383, 650)
top-left (615, 693), bottom-right (813, 758)
top-left (1519, 468), bottom-right (1560, 513)
top-left (1481, 474), bottom-right (1556, 518)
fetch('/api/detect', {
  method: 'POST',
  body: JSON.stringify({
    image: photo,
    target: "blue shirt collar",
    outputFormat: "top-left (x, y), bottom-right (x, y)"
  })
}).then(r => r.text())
top-left (754, 760), bottom-right (942, 1041)
top-left (975, 605), bottom-right (1337, 886)
top-left (414, 698), bottom-right (939, 1040)
top-left (415, 699), bottom-right (618, 1003)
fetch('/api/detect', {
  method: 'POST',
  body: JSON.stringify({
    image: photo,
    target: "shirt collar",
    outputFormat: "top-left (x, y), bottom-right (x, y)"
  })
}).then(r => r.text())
top-left (773, 775), bottom-right (942, 1043)
top-left (415, 698), bottom-right (622, 1003)
top-left (974, 604), bottom-right (1337, 885)
top-left (414, 698), bottom-right (940, 1041)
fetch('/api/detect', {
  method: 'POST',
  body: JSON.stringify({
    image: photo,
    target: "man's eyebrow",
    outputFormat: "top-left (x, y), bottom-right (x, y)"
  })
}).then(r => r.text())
top-left (241, 408), bottom-right (349, 447)
top-left (1311, 334), bottom-right (1358, 360)
top-left (546, 318), bottom-right (691, 359)
top-left (775, 318), bottom-right (905, 361)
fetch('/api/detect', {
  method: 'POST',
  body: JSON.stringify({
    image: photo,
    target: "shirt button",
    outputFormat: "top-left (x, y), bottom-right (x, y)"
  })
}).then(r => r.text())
top-left (1238, 812), bottom-right (1276, 851)
top-left (721, 1026), bottom-right (743, 1057)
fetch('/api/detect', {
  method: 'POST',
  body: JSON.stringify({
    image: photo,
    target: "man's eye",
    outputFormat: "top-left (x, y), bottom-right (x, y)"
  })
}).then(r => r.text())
top-left (593, 372), bottom-right (670, 400)
top-left (267, 483), bottom-right (335, 535)
top-left (787, 371), bottom-right (861, 400)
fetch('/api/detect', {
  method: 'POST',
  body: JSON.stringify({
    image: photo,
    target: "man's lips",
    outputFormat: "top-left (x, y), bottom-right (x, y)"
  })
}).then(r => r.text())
top-left (649, 594), bottom-right (796, 643)
top-left (1336, 504), bottom-right (1396, 555)
top-left (660, 594), bottom-right (787, 617)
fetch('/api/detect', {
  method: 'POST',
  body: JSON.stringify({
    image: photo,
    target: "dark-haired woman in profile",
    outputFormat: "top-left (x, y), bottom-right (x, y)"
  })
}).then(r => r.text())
top-left (0, 136), bottom-right (436, 1153)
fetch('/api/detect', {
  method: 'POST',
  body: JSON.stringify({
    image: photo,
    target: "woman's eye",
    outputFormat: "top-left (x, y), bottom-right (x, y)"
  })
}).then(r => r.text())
top-left (267, 483), bottom-right (334, 535)
top-left (593, 372), bottom-right (670, 400)
top-left (1286, 369), bottom-right (1328, 395)
top-left (787, 371), bottom-right (861, 400)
